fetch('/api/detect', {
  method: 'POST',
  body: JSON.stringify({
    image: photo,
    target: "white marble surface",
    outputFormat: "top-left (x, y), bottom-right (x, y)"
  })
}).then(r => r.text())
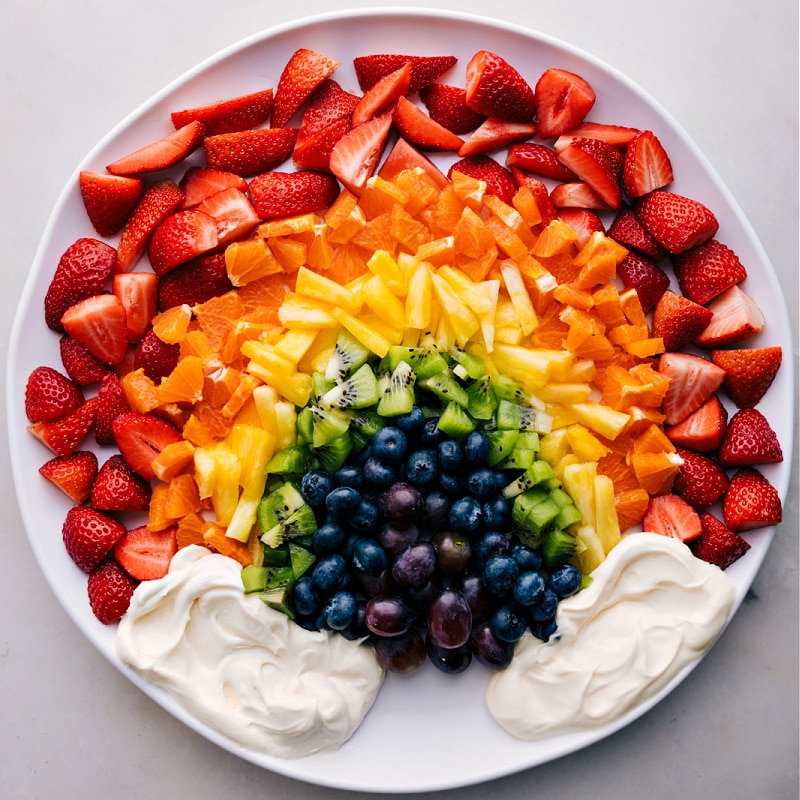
top-left (1, 1), bottom-right (797, 798)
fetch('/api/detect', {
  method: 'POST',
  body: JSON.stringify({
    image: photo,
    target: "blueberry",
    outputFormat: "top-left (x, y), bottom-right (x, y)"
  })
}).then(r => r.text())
top-left (363, 456), bottom-right (397, 488)
top-left (352, 538), bottom-right (388, 575)
top-left (312, 521), bottom-right (347, 554)
top-left (349, 498), bottom-right (380, 534)
top-left (291, 576), bottom-right (318, 617)
top-left (449, 496), bottom-right (483, 535)
top-left (482, 496), bottom-right (511, 530)
top-left (419, 490), bottom-right (449, 531)
top-left (339, 599), bottom-right (369, 640)
top-left (325, 486), bottom-right (361, 518)
top-left (482, 554), bottom-right (520, 596)
top-left (437, 439), bottom-right (464, 472)
top-left (473, 531), bottom-right (511, 563)
top-left (530, 617), bottom-right (558, 642)
top-left (403, 449), bottom-right (438, 486)
top-left (394, 405), bottom-right (425, 435)
top-left (301, 469), bottom-right (335, 508)
top-left (511, 543), bottom-right (543, 573)
top-left (490, 602), bottom-right (528, 642)
top-left (323, 591), bottom-right (358, 630)
top-left (529, 587), bottom-right (559, 622)
top-left (463, 430), bottom-right (489, 465)
top-left (312, 554), bottom-right (347, 592)
top-left (548, 564), bottom-right (582, 598)
top-left (513, 571), bottom-right (547, 606)
top-left (420, 416), bottom-right (446, 447)
top-left (334, 464), bottom-right (365, 490)
top-left (439, 472), bottom-right (465, 495)
top-left (371, 426), bottom-right (408, 465)
top-left (466, 468), bottom-right (497, 500)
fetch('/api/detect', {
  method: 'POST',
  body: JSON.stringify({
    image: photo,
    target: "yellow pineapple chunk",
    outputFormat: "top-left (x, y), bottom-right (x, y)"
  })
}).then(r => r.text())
top-left (571, 401), bottom-right (631, 441)
top-left (273, 329), bottom-right (319, 364)
top-left (240, 340), bottom-right (295, 375)
top-left (294, 266), bottom-right (361, 313)
top-left (437, 265), bottom-right (495, 315)
top-left (561, 461), bottom-right (597, 529)
top-left (535, 383), bottom-right (593, 405)
top-left (362, 273), bottom-right (406, 330)
top-left (226, 424), bottom-right (274, 491)
top-left (252, 385), bottom-right (278, 437)
top-left (277, 295), bottom-right (339, 329)
top-left (538, 429), bottom-right (571, 466)
top-left (430, 273), bottom-right (480, 347)
top-left (331, 306), bottom-right (393, 358)
top-left (244, 362), bottom-right (313, 407)
top-left (476, 279), bottom-right (500, 352)
top-left (572, 525), bottom-right (606, 574)
top-left (499, 260), bottom-right (538, 336)
top-left (273, 401), bottom-right (298, 450)
top-left (594, 474), bottom-right (622, 555)
top-left (367, 249), bottom-right (405, 293)
top-left (565, 424), bottom-right (611, 462)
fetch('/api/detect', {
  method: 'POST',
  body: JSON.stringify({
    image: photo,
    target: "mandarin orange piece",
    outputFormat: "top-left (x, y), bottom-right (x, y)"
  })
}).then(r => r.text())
top-left (174, 511), bottom-right (209, 550)
top-left (453, 206), bottom-right (496, 259)
top-left (202, 522), bottom-right (253, 567)
top-left (120, 368), bottom-right (161, 413)
top-left (164, 473), bottom-right (202, 519)
top-left (359, 175), bottom-right (409, 219)
top-left (434, 185), bottom-right (467, 233)
top-left (148, 483), bottom-right (175, 531)
top-left (633, 423), bottom-right (677, 454)
top-left (390, 204), bottom-right (432, 252)
top-left (614, 488), bottom-right (651, 531)
top-left (352, 212), bottom-right (396, 255)
top-left (152, 438), bottom-right (196, 482)
top-left (532, 218), bottom-right (578, 258)
top-left (158, 355), bottom-right (205, 405)
top-left (630, 451), bottom-right (683, 495)
top-left (225, 238), bottom-right (282, 286)
top-left (194, 291), bottom-right (245, 350)
top-left (222, 374), bottom-right (262, 420)
top-left (553, 283), bottom-right (594, 310)
top-left (511, 184), bottom-right (543, 228)
top-left (152, 304), bottom-right (193, 344)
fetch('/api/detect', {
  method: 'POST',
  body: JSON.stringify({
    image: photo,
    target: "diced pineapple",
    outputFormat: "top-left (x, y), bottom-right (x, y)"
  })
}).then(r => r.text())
top-left (571, 401), bottom-right (631, 441)
top-left (240, 340), bottom-right (296, 375)
top-left (565, 424), bottom-right (611, 462)
top-left (362, 274), bottom-right (406, 330)
top-left (535, 383), bottom-right (593, 405)
top-left (226, 424), bottom-right (274, 491)
top-left (405, 261), bottom-right (433, 330)
top-left (331, 306), bottom-right (393, 358)
top-left (538, 429), bottom-right (571, 466)
top-left (572, 524), bottom-right (606, 573)
top-left (225, 484), bottom-right (263, 543)
top-left (210, 445), bottom-right (242, 526)
top-left (430, 273), bottom-right (480, 347)
top-left (273, 401), bottom-right (298, 450)
top-left (244, 362), bottom-right (313, 407)
top-left (273, 329), bottom-right (319, 364)
top-left (277, 296), bottom-right (339, 329)
top-left (476, 279), bottom-right (500, 352)
top-left (367, 249), bottom-right (405, 293)
top-left (594, 473), bottom-right (622, 554)
top-left (561, 461), bottom-right (597, 529)
top-left (252, 385), bottom-right (278, 437)
top-left (437, 265), bottom-right (494, 315)
top-left (491, 343), bottom-right (572, 388)
top-left (295, 265), bottom-right (362, 314)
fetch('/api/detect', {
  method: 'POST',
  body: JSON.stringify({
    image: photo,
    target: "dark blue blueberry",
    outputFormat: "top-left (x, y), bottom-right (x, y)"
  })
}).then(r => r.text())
top-left (489, 602), bottom-right (528, 642)
top-left (341, 532), bottom-right (360, 561)
top-left (355, 444), bottom-right (373, 466)
top-left (403, 449), bottom-right (438, 486)
top-left (513, 570), bottom-right (547, 606)
top-left (530, 618), bottom-right (558, 642)
top-left (419, 490), bottom-right (449, 531)
top-left (394, 405), bottom-right (425, 436)
top-left (482, 496), bottom-right (511, 530)
top-left (482, 554), bottom-right (520, 596)
top-left (323, 590), bottom-right (357, 631)
top-left (352, 538), bottom-right (388, 575)
top-left (420, 416), bottom-right (447, 447)
top-left (301, 469), bottom-right (335, 508)
top-left (371, 426), bottom-right (408, 465)
top-left (312, 521), bottom-right (347, 554)
top-left (334, 464), bottom-right (365, 490)
top-left (528, 587), bottom-right (559, 622)
top-left (449, 495), bottom-right (483, 535)
top-left (437, 439), bottom-right (464, 472)
top-left (291, 576), bottom-right (318, 617)
top-left (296, 618), bottom-right (319, 632)
top-left (466, 468), bottom-right (497, 500)
top-left (473, 531), bottom-right (511, 563)
top-left (339, 599), bottom-right (369, 640)
top-left (463, 430), bottom-right (489, 465)
top-left (439, 471), bottom-right (466, 495)
top-left (510, 543), bottom-right (543, 573)
top-left (325, 486), bottom-right (361, 519)
top-left (548, 564), bottom-right (582, 598)
top-left (349, 498), bottom-right (380, 534)
top-left (363, 456), bottom-right (397, 488)
top-left (312, 553), bottom-right (347, 592)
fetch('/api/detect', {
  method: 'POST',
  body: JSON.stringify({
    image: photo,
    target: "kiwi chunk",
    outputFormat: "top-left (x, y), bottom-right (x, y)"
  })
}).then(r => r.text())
top-left (387, 346), bottom-right (448, 380)
top-left (312, 371), bottom-right (336, 401)
top-left (310, 405), bottom-right (352, 447)
top-left (257, 565), bottom-right (297, 617)
top-left (450, 347), bottom-right (485, 380)
top-left (320, 363), bottom-right (379, 410)
top-left (260, 503), bottom-right (317, 548)
top-left (295, 406), bottom-right (314, 444)
top-left (313, 431), bottom-right (354, 473)
top-left (493, 374), bottom-right (530, 405)
top-left (241, 564), bottom-right (267, 593)
top-left (257, 482), bottom-right (307, 532)
top-left (419, 369), bottom-right (469, 408)
top-left (437, 401), bottom-right (476, 439)
top-left (376, 360), bottom-right (416, 416)
top-left (349, 410), bottom-right (385, 438)
top-left (486, 429), bottom-right (520, 466)
top-left (265, 445), bottom-right (311, 476)
top-left (288, 542), bottom-right (316, 579)
top-left (325, 328), bottom-right (372, 382)
top-left (466, 375), bottom-right (498, 420)
top-left (541, 528), bottom-right (579, 570)
top-left (496, 399), bottom-right (542, 432)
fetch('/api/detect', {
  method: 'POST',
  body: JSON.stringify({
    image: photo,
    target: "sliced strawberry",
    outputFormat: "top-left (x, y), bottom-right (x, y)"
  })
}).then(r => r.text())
top-left (44, 238), bottom-right (118, 331)
top-left (203, 128), bottom-right (298, 177)
top-left (642, 493), bottom-right (702, 542)
top-left (607, 206), bottom-right (668, 261)
top-left (556, 137), bottom-right (624, 208)
top-left (694, 285), bottom-right (765, 348)
top-left (351, 61), bottom-right (412, 127)
top-left (62, 504), bottom-right (126, 573)
top-left (112, 272), bottom-right (158, 342)
top-left (672, 238), bottom-right (748, 305)
top-left (170, 88), bottom-right (273, 135)
top-left (249, 171), bottom-right (340, 219)
top-left (378, 137), bottom-right (449, 190)
top-left (272, 48), bottom-right (340, 128)
top-left (665, 394), bottom-right (729, 453)
top-left (195, 187), bottom-right (261, 246)
top-left (38, 450), bottom-right (98, 504)
top-left (353, 54), bottom-right (456, 95)
top-left (293, 114), bottom-right (353, 172)
top-left (87, 559), bottom-right (138, 624)
top-left (622, 130), bottom-right (674, 198)
top-left (114, 525), bottom-right (178, 581)
top-left (116, 180), bottom-right (185, 273)
top-left (723, 467), bottom-right (782, 532)
top-left (711, 346), bottom-right (782, 409)
top-left (652, 290), bottom-right (713, 351)
top-left (553, 122), bottom-right (640, 151)
top-left (179, 166), bottom-right (248, 209)
top-left (394, 96), bottom-right (464, 152)
top-left (78, 171), bottom-right (144, 236)
top-left (112, 411), bottom-right (183, 480)
top-left (506, 142), bottom-right (578, 181)
top-left (449, 155), bottom-right (516, 205)
top-left (550, 181), bottom-right (611, 211)
top-left (147, 209), bottom-right (219, 276)
top-left (28, 397), bottom-right (98, 458)
top-left (635, 190), bottom-right (719, 254)
top-left (329, 110), bottom-right (394, 194)
top-left (458, 118), bottom-right (538, 157)
top-left (718, 408), bottom-right (783, 468)
top-left (59, 335), bottom-right (110, 386)
top-left (60, 294), bottom-right (129, 365)
top-left (94, 372), bottom-right (130, 446)
top-left (615, 251), bottom-right (670, 312)
top-left (691, 513), bottom-right (751, 570)
top-left (156, 252), bottom-right (233, 311)
top-left (133, 329), bottom-right (180, 382)
top-left (465, 51), bottom-right (536, 123)
top-left (535, 68), bottom-right (596, 139)
top-left (106, 121), bottom-right (205, 176)
top-left (556, 208), bottom-right (605, 250)
top-left (25, 365), bottom-right (84, 423)
top-left (658, 351), bottom-right (726, 426)
top-left (419, 84), bottom-right (486, 135)
top-left (510, 169), bottom-right (557, 224)
top-left (90, 454), bottom-right (152, 512)
top-left (672, 449), bottom-right (730, 510)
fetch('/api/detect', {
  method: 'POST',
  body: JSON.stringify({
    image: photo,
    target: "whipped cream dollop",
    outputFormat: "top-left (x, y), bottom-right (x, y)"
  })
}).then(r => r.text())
top-left (486, 532), bottom-right (737, 741)
top-left (115, 546), bottom-right (384, 759)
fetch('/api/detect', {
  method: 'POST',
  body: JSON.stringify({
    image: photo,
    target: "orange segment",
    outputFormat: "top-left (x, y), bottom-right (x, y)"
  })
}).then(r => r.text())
top-left (225, 238), bottom-right (282, 286)
top-left (614, 488), bottom-right (650, 531)
top-left (175, 511), bottom-right (209, 550)
top-left (152, 304), bottom-right (193, 344)
top-left (158, 355), bottom-right (205, 405)
top-left (193, 291), bottom-right (245, 350)
top-left (202, 521), bottom-right (253, 567)
top-left (152, 439), bottom-right (196, 481)
top-left (630, 451), bottom-right (683, 494)
top-left (120, 368), bottom-right (160, 413)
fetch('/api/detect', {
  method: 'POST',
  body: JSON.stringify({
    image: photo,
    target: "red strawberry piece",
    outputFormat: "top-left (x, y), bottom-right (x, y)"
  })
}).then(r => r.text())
top-left (635, 190), bottom-right (719, 254)
top-left (535, 68), bottom-right (596, 139)
top-left (329, 110), bottom-right (394, 195)
top-left (106, 121), bottom-right (205, 176)
top-left (616, 251), bottom-right (670, 312)
top-left (44, 237), bottom-right (118, 331)
top-left (90, 454), bottom-right (152, 512)
top-left (87, 559), bottom-right (138, 624)
top-left (672, 449), bottom-right (730, 510)
top-left (133, 329), bottom-right (180, 382)
top-left (203, 128), bottom-right (298, 177)
top-left (94, 372), bottom-right (130, 446)
top-left (112, 411), bottom-right (183, 480)
top-left (672, 238), bottom-right (748, 306)
top-left (147, 209), bottom-right (219, 276)
top-left (116, 180), bottom-right (185, 273)
top-left (352, 61), bottom-right (412, 127)
top-left (553, 122), bottom-right (640, 151)
top-left (353, 54), bottom-right (457, 96)
top-left (195, 187), bottom-right (261, 246)
top-left (510, 169), bottom-right (557, 224)
top-left (170, 88), bottom-right (273, 135)
top-left (691, 512), bottom-right (751, 570)
top-left (506, 142), bottom-right (578, 181)
top-left (556, 208), bottom-right (605, 250)
top-left (25, 365), bottom-right (84, 423)
top-left (112, 272), bottom-right (158, 342)
top-left (658, 351), bottom-right (726, 426)
top-left (60, 293), bottom-right (129, 366)
top-left (114, 525), bottom-right (178, 581)
top-left (272, 48), bottom-right (340, 128)
top-left (694, 285), bottom-right (765, 348)
top-left (607, 206), bottom-right (668, 261)
top-left (652, 290), bottom-right (713, 351)
top-left (378, 137), bottom-right (449, 190)
top-left (642, 493), bottom-right (702, 542)
top-left (393, 95), bottom-right (465, 152)
top-left (59, 335), bottom-right (110, 386)
top-left (718, 408), bottom-right (783, 468)
top-left (156, 252), bottom-right (233, 311)
top-left (550, 181), bottom-right (611, 211)
top-left (666, 394), bottom-right (729, 453)
top-left (556, 137), bottom-right (624, 208)
top-left (711, 346), bottom-right (782, 409)
top-left (458, 118), bottom-right (538, 158)
top-left (27, 397), bottom-right (98, 458)
top-left (449, 155), bottom-right (516, 205)
top-left (419, 83), bottom-right (486, 135)
top-left (249, 171), bottom-right (340, 219)
top-left (179, 166), bottom-right (248, 209)
top-left (723, 467), bottom-right (782, 532)
top-left (465, 51), bottom-right (536, 123)
top-left (62, 505), bottom-right (126, 573)
top-left (622, 130), bottom-right (674, 198)
top-left (38, 450), bottom-right (98, 505)
top-left (293, 113), bottom-right (353, 173)
top-left (78, 171), bottom-right (144, 236)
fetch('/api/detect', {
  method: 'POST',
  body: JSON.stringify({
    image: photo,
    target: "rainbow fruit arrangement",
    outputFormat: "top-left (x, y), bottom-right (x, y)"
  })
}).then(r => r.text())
top-left (24, 46), bottom-right (784, 673)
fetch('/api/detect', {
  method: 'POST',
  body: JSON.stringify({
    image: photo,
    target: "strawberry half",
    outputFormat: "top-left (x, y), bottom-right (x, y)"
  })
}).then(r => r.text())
top-left (203, 128), bottom-right (298, 177)
top-left (91, 454), bottom-right (152, 512)
top-left (78, 171), bottom-right (144, 236)
top-left (133, 329), bottom-right (180, 382)
top-left (556, 208), bottom-right (605, 250)
top-left (723, 467), bottom-right (782, 532)
top-left (170, 88), bottom-right (274, 135)
top-left (607, 206), bottom-right (668, 261)
top-left (94, 372), bottom-right (130, 446)
top-left (550, 181), bottom-right (611, 211)
top-left (112, 272), bottom-right (158, 342)
top-left (718, 408), bottom-right (783, 468)
top-left (106, 121), bottom-right (205, 176)
top-left (60, 293), bottom-right (129, 365)
top-left (353, 54), bottom-right (457, 95)
top-left (665, 394), bottom-right (729, 453)
top-left (393, 96), bottom-right (465, 152)
top-left (195, 187), bottom-right (261, 246)
top-left (419, 84), bottom-right (486, 135)
top-left (535, 68), bottom-right (596, 139)
top-left (642, 493), bottom-right (702, 542)
top-left (114, 525), bottom-right (178, 581)
top-left (112, 411), bottom-right (183, 480)
top-left (635, 190), bottom-right (719, 254)
top-left (59, 335), bottom-right (109, 386)
top-left (658, 351), bottom-right (726, 426)
top-left (616, 251), bottom-right (670, 312)
top-left (329, 110), bottom-right (394, 195)
top-left (672, 449), bottom-right (730, 510)
top-left (179, 166), bottom-right (248, 209)
top-left (556, 137), bottom-right (624, 208)
top-left (87, 559), bottom-right (138, 624)
top-left (622, 130), bottom-right (674, 198)
top-left (25, 365), bottom-right (85, 423)
top-left (156, 252), bottom-right (233, 311)
top-left (249, 171), bottom-right (340, 219)
top-left (147, 209), bottom-right (219, 276)
top-left (465, 51), bottom-right (536, 123)
top-left (553, 122), bottom-right (640, 151)
top-left (652, 290), bottom-right (713, 351)
top-left (506, 142), bottom-right (578, 181)
top-left (449, 155), bottom-right (516, 205)
top-left (272, 48), bottom-right (340, 128)
top-left (458, 118), bottom-right (538, 158)
top-left (28, 397), bottom-right (98, 458)
top-left (38, 450), bottom-right (98, 505)
top-left (694, 285), bottom-right (765, 348)
top-left (672, 238), bottom-right (748, 305)
top-left (711, 346), bottom-right (782, 409)
top-left (691, 513), bottom-right (751, 570)
top-left (351, 61), bottom-right (412, 127)
top-left (62, 505), bottom-right (126, 573)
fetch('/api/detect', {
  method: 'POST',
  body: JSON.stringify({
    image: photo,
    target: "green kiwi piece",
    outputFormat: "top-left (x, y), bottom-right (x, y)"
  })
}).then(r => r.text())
top-left (486, 429), bottom-right (520, 466)
top-left (541, 528), bottom-right (579, 570)
top-left (241, 564), bottom-right (268, 593)
top-left (376, 360), bottom-right (416, 416)
top-left (295, 406), bottom-right (314, 444)
top-left (257, 482), bottom-right (307, 531)
top-left (311, 405), bottom-right (353, 447)
top-left (502, 460), bottom-right (557, 498)
top-left (437, 401), bottom-right (476, 439)
top-left (325, 328), bottom-right (372, 382)
top-left (313, 431), bottom-right (354, 474)
top-left (496, 399), bottom-right (542, 431)
top-left (257, 565), bottom-right (297, 617)
top-left (387, 346), bottom-right (448, 380)
top-left (260, 503), bottom-right (318, 548)
top-left (419, 369), bottom-right (469, 408)
top-left (265, 445), bottom-right (312, 476)
top-left (320, 363), bottom-right (379, 410)
top-left (450, 347), bottom-right (485, 380)
top-left (349, 410), bottom-right (385, 438)
top-left (465, 374), bottom-right (498, 420)
top-left (312, 371), bottom-right (337, 401)
top-left (288, 542), bottom-right (316, 579)
top-left (493, 374), bottom-right (530, 405)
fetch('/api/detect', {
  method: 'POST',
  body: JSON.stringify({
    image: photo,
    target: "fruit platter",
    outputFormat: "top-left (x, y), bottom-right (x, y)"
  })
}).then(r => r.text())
top-left (7, 8), bottom-right (793, 793)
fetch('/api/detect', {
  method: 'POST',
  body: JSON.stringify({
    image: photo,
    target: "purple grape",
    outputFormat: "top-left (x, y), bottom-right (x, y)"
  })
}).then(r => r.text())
top-left (374, 628), bottom-right (426, 674)
top-left (472, 621), bottom-right (514, 669)
top-left (378, 481), bottom-right (424, 527)
top-left (425, 633), bottom-right (472, 674)
top-left (391, 541), bottom-right (437, 588)
top-left (430, 529), bottom-right (472, 575)
top-left (365, 595), bottom-right (414, 637)
top-left (377, 521), bottom-right (419, 557)
top-left (454, 573), bottom-right (493, 623)
top-left (427, 588), bottom-right (472, 649)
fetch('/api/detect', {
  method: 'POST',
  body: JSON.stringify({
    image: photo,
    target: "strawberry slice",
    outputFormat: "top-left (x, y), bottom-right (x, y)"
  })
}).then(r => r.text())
top-left (94, 372), bottom-right (130, 446)
top-left (672, 449), bottom-right (730, 510)
top-left (249, 171), bottom-right (340, 219)
top-left (535, 68), bottom-right (596, 139)
top-left (112, 411), bottom-right (183, 480)
top-left (114, 525), bottom-right (178, 581)
top-left (203, 128), bottom-right (298, 177)
top-left (553, 121), bottom-right (640, 151)
top-left (419, 84), bottom-right (486, 135)
top-left (465, 51), bottom-right (536, 123)
top-left (116, 180), bottom-right (185, 273)
top-left (550, 181), bottom-right (611, 211)
top-left (62, 505), bottom-right (127, 573)
top-left (622, 130), bottom-right (674, 198)
top-left (506, 142), bottom-right (578, 181)
top-left (133, 329), bottom-right (180, 382)
top-left (691, 513), bottom-right (751, 570)
top-left (294, 115), bottom-right (353, 173)
top-left (196, 187), bottom-right (261, 246)
top-left (658, 351), bottom-right (726, 426)
top-left (106, 121), bottom-right (205, 176)
top-left (28, 397), bottom-right (98, 458)
top-left (694, 285), bottom-right (765, 348)
top-left (723, 467), bottom-right (782, 532)
top-left (635, 190), bottom-right (719, 254)
top-left (652, 290), bottom-right (713, 351)
top-left (179, 166), bottom-right (248, 209)
top-left (25, 365), bottom-right (85, 423)
top-left (711, 346), bottom-right (782, 409)
top-left (672, 238), bottom-right (748, 305)
top-left (272, 48), bottom-right (340, 128)
top-left (147, 209), bottom-right (219, 276)
top-left (59, 335), bottom-right (109, 386)
top-left (665, 394), bottom-right (729, 453)
top-left (87, 559), bottom-right (138, 624)
top-left (718, 408), bottom-right (783, 468)
top-left (78, 171), bottom-right (144, 236)
top-left (642, 493), bottom-right (702, 542)
top-left (616, 251), bottom-right (670, 312)
top-left (353, 54), bottom-right (457, 95)
top-left (352, 61), bottom-right (412, 127)
top-left (38, 450), bottom-right (98, 505)
top-left (156, 252), bottom-right (233, 311)
top-left (44, 238), bottom-right (118, 331)
top-left (458, 118), bottom-right (538, 157)
top-left (170, 88), bottom-right (274, 135)
top-left (449, 155), bottom-right (516, 205)
top-left (112, 272), bottom-right (157, 342)
top-left (378, 137), bottom-right (449, 190)
top-left (607, 206), bottom-right (668, 261)
top-left (394, 96), bottom-right (465, 152)
top-left (556, 137), bottom-right (624, 208)
top-left (510, 169), bottom-right (557, 224)
top-left (90, 454), bottom-right (152, 512)
top-left (556, 208), bottom-right (605, 250)
top-left (60, 294), bottom-right (129, 365)
top-left (329, 110), bottom-right (394, 195)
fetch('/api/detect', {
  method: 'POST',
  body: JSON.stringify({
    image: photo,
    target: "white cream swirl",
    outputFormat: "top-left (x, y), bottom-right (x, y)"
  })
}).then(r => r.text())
top-left (115, 546), bottom-right (384, 759)
top-left (485, 532), bottom-right (737, 741)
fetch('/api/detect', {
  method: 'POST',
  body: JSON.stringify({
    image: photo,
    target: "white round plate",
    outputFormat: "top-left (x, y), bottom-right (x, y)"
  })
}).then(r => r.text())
top-left (7, 7), bottom-right (794, 794)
